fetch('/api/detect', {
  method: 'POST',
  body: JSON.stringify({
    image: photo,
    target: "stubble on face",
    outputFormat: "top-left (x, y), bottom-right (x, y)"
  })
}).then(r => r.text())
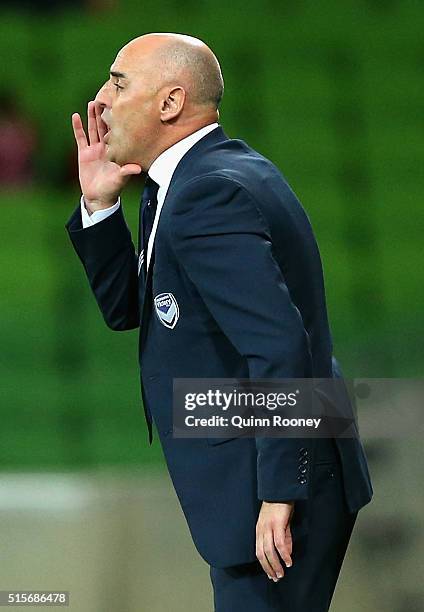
top-left (103, 41), bottom-right (165, 168)
top-left (100, 33), bottom-right (221, 169)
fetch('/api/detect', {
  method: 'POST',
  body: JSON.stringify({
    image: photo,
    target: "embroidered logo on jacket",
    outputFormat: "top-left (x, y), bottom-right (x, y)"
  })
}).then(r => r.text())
top-left (154, 292), bottom-right (179, 329)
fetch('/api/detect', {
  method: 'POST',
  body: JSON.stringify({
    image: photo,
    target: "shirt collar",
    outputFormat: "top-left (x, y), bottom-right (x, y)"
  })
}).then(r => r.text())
top-left (148, 123), bottom-right (219, 191)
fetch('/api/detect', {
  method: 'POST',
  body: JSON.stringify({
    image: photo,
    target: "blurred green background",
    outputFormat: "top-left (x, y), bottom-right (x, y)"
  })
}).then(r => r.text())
top-left (0, 2), bottom-right (423, 610)
top-left (1, 0), bottom-right (422, 469)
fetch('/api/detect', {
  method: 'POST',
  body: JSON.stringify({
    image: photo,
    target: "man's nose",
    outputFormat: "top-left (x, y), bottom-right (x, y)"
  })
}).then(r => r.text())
top-left (94, 81), bottom-right (111, 109)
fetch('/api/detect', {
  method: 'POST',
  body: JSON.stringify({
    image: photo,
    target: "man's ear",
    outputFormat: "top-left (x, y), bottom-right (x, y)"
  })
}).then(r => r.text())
top-left (160, 86), bottom-right (186, 122)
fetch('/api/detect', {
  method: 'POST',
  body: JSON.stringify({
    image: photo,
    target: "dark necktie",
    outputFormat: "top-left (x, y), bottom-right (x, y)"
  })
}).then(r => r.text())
top-left (139, 176), bottom-right (159, 284)
top-left (138, 177), bottom-right (159, 446)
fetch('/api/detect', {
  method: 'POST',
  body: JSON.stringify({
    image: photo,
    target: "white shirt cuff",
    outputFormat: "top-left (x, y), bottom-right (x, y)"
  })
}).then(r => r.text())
top-left (80, 196), bottom-right (121, 228)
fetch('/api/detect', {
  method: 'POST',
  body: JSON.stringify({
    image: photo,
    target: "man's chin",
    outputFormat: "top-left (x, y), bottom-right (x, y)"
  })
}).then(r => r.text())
top-left (105, 145), bottom-right (117, 163)
top-left (107, 147), bottom-right (131, 168)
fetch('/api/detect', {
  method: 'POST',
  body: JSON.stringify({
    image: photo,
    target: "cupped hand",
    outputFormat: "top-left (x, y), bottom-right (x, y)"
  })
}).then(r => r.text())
top-left (72, 101), bottom-right (141, 213)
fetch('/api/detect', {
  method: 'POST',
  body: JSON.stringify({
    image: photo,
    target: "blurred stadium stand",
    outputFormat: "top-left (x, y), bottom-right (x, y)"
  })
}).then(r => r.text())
top-left (0, 1), bottom-right (423, 610)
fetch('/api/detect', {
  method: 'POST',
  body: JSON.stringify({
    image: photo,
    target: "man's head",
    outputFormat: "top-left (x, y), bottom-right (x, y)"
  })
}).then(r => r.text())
top-left (95, 33), bottom-right (224, 170)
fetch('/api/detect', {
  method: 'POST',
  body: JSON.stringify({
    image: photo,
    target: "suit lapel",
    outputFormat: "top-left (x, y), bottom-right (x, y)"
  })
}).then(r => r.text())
top-left (165, 126), bottom-right (229, 198)
top-left (138, 126), bottom-right (230, 346)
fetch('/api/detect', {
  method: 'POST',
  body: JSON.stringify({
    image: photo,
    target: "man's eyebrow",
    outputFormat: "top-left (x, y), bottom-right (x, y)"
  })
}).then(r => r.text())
top-left (110, 70), bottom-right (128, 79)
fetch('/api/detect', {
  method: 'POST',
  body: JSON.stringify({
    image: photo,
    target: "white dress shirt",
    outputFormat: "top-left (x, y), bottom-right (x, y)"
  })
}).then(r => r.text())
top-left (80, 122), bottom-right (219, 270)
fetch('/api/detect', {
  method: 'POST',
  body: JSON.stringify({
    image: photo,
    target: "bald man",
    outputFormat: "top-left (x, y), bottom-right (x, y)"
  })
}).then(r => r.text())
top-left (66, 33), bottom-right (372, 612)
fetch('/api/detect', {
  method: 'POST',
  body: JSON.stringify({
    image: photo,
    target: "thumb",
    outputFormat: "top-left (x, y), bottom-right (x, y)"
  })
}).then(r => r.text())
top-left (120, 164), bottom-right (142, 177)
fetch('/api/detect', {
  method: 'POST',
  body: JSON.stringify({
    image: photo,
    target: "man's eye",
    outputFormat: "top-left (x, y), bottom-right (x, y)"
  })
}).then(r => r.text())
top-left (114, 83), bottom-right (123, 91)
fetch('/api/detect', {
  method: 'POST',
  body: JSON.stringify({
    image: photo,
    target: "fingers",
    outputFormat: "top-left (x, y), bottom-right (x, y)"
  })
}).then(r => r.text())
top-left (94, 102), bottom-right (108, 140)
top-left (256, 532), bottom-right (278, 581)
top-left (273, 524), bottom-right (293, 570)
top-left (256, 502), bottom-right (295, 582)
top-left (72, 102), bottom-right (106, 149)
top-left (87, 101), bottom-right (99, 145)
top-left (120, 164), bottom-right (142, 177)
top-left (71, 112), bottom-right (88, 150)
top-left (263, 530), bottom-right (285, 579)
top-left (286, 523), bottom-right (293, 558)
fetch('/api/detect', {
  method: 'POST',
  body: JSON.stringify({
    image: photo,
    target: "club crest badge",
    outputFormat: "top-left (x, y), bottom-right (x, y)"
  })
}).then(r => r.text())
top-left (154, 292), bottom-right (180, 329)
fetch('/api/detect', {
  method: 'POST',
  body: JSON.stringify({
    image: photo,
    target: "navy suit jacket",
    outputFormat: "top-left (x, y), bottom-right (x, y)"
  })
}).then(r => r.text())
top-left (67, 126), bottom-right (372, 568)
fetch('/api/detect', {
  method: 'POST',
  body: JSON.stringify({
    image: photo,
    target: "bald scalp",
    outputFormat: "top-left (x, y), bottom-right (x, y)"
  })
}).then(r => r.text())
top-left (147, 35), bottom-right (224, 110)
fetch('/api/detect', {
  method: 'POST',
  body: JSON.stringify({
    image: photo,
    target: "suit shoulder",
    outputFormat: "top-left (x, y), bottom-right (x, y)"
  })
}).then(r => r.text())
top-left (168, 135), bottom-right (303, 219)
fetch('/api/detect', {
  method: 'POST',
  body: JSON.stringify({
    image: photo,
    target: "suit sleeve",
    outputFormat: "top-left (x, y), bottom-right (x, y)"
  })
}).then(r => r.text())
top-left (171, 176), bottom-right (313, 502)
top-left (66, 203), bottom-right (140, 331)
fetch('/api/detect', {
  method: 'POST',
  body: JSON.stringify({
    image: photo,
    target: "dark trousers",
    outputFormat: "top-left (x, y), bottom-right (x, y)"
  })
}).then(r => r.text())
top-left (210, 441), bottom-right (357, 611)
